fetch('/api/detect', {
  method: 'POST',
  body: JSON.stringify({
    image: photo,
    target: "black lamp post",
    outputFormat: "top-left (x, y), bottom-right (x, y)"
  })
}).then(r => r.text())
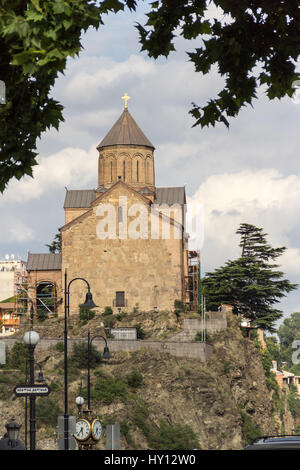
top-left (23, 330), bottom-right (40, 451)
top-left (64, 270), bottom-right (97, 451)
top-left (87, 331), bottom-right (111, 411)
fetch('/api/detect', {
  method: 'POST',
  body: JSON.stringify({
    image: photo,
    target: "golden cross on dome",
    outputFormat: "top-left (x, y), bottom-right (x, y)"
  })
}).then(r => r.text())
top-left (121, 93), bottom-right (130, 108)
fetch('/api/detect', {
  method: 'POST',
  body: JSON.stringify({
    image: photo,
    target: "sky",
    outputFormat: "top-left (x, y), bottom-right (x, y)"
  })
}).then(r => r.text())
top-left (1, 4), bottom-right (299, 325)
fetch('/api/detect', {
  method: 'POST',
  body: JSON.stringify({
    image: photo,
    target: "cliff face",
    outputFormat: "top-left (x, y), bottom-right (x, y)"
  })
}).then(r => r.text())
top-left (0, 312), bottom-right (294, 450)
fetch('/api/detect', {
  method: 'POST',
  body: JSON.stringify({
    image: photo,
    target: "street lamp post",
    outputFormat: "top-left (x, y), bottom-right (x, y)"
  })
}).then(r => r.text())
top-left (87, 331), bottom-right (111, 410)
top-left (64, 270), bottom-right (97, 451)
top-left (23, 330), bottom-right (40, 451)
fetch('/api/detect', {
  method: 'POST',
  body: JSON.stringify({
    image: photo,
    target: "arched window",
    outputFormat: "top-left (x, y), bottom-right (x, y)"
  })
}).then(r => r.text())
top-left (110, 161), bottom-right (113, 182)
top-left (146, 160), bottom-right (150, 183)
top-left (137, 160), bottom-right (139, 182)
top-left (118, 206), bottom-right (123, 223)
top-left (123, 160), bottom-right (126, 181)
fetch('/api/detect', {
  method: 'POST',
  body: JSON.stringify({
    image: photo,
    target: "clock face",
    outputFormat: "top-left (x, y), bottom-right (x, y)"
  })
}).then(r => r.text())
top-left (92, 419), bottom-right (102, 440)
top-left (75, 419), bottom-right (91, 441)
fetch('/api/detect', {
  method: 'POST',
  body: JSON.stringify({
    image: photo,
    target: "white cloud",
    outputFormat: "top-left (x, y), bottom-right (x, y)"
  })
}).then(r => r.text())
top-left (187, 169), bottom-right (300, 275)
top-left (0, 218), bottom-right (35, 243)
top-left (1, 146), bottom-right (98, 205)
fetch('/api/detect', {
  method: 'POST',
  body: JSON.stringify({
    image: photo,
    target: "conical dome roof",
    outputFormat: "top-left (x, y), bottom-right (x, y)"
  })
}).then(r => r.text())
top-left (97, 108), bottom-right (155, 150)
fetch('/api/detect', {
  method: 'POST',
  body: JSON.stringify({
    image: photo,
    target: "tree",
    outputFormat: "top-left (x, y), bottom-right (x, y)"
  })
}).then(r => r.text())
top-left (0, 1), bottom-right (299, 191)
top-left (45, 232), bottom-right (61, 253)
top-left (138, 0), bottom-right (300, 128)
top-left (0, 0), bottom-right (137, 192)
top-left (277, 312), bottom-right (300, 371)
top-left (202, 223), bottom-right (298, 332)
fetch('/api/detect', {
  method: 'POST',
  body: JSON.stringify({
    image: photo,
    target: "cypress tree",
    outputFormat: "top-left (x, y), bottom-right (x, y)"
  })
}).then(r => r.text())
top-left (202, 224), bottom-right (298, 332)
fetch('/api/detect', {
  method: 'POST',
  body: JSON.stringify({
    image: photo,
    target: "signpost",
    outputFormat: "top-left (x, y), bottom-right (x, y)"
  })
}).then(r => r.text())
top-left (14, 384), bottom-right (51, 397)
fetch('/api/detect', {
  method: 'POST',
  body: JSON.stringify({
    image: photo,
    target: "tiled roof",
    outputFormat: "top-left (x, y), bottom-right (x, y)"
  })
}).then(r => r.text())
top-left (155, 187), bottom-right (186, 205)
top-left (27, 253), bottom-right (62, 271)
top-left (97, 109), bottom-right (155, 150)
top-left (64, 189), bottom-right (96, 208)
top-left (63, 186), bottom-right (186, 209)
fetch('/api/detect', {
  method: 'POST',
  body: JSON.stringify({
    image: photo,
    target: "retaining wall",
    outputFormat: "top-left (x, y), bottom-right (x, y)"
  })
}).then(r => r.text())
top-left (2, 337), bottom-right (213, 361)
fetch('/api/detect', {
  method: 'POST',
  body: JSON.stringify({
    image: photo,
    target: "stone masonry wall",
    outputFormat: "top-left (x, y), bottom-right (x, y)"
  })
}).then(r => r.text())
top-left (2, 337), bottom-right (213, 361)
top-left (61, 182), bottom-right (184, 315)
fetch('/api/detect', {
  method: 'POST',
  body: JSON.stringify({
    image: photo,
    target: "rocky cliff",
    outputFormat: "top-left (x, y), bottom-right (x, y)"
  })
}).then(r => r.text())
top-left (0, 311), bottom-right (295, 450)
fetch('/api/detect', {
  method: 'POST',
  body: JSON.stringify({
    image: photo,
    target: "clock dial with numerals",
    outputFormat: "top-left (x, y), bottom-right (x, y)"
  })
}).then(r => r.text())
top-left (75, 419), bottom-right (91, 441)
top-left (91, 419), bottom-right (102, 440)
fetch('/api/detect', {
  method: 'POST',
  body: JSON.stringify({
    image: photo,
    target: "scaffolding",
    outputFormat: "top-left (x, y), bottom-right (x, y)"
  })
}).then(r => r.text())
top-left (184, 250), bottom-right (201, 311)
top-left (14, 271), bottom-right (60, 320)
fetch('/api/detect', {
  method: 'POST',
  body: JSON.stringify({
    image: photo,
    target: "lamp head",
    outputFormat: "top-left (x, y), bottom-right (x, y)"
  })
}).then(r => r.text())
top-left (80, 291), bottom-right (98, 310)
top-left (102, 346), bottom-right (111, 360)
top-left (6, 418), bottom-right (21, 447)
top-left (23, 330), bottom-right (40, 346)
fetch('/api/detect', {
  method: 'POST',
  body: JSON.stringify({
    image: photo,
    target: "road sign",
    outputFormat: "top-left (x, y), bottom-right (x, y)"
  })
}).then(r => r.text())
top-left (14, 384), bottom-right (51, 397)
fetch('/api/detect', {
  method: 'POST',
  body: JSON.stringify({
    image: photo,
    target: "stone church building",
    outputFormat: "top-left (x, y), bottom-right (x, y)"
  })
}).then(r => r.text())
top-left (26, 101), bottom-right (199, 316)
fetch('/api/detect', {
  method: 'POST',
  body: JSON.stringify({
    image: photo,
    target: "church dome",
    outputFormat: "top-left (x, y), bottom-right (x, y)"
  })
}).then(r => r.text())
top-left (97, 108), bottom-right (155, 151)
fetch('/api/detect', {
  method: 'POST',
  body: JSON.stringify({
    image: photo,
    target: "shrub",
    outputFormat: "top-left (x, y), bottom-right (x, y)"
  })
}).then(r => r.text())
top-left (195, 330), bottom-right (211, 342)
top-left (133, 303), bottom-right (139, 314)
top-left (6, 342), bottom-right (28, 371)
top-left (148, 421), bottom-right (200, 450)
top-left (36, 397), bottom-right (62, 427)
top-left (54, 341), bottom-right (64, 353)
top-left (135, 323), bottom-right (147, 339)
top-left (92, 373), bottom-right (128, 405)
top-left (126, 370), bottom-right (143, 388)
top-left (69, 341), bottom-right (102, 369)
top-left (102, 306), bottom-right (113, 316)
top-left (79, 307), bottom-right (95, 325)
top-left (103, 317), bottom-right (116, 329)
top-left (240, 410), bottom-right (261, 445)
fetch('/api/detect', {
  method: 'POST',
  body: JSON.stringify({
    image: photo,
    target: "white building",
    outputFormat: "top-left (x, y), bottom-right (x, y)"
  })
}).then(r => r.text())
top-left (0, 256), bottom-right (26, 302)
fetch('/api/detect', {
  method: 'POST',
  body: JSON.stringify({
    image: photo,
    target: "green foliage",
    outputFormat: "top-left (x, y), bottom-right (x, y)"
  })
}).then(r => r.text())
top-left (1, 2), bottom-right (298, 189)
top-left (79, 307), bottom-right (95, 325)
top-left (174, 299), bottom-right (185, 311)
top-left (54, 341), bottom-right (64, 352)
top-left (45, 232), bottom-right (61, 253)
top-left (148, 421), bottom-right (200, 450)
top-left (102, 306), bottom-right (113, 316)
top-left (202, 224), bottom-right (297, 332)
top-left (137, 1), bottom-right (300, 129)
top-left (239, 410), bottom-right (261, 445)
top-left (287, 385), bottom-right (300, 419)
top-left (5, 341), bottom-right (28, 371)
top-left (69, 341), bottom-right (102, 369)
top-left (278, 312), bottom-right (300, 368)
top-left (134, 323), bottom-right (147, 339)
top-left (36, 397), bottom-right (62, 428)
top-left (103, 316), bottom-right (116, 329)
top-left (133, 303), bottom-right (139, 314)
top-left (92, 372), bottom-right (128, 405)
top-left (126, 370), bottom-right (143, 388)
top-left (194, 330), bottom-right (211, 342)
top-left (0, 0), bottom-right (137, 191)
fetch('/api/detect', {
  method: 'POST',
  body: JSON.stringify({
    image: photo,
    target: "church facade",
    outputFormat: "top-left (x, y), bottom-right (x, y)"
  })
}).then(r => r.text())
top-left (26, 102), bottom-right (197, 316)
